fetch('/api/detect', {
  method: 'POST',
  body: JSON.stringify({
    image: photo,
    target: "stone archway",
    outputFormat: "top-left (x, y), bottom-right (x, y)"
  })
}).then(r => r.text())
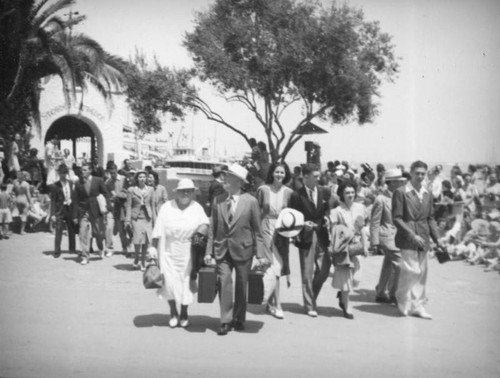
top-left (45, 114), bottom-right (104, 165)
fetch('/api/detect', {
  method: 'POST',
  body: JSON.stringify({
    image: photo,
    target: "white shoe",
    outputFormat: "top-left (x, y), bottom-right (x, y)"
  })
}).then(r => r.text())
top-left (179, 318), bottom-right (189, 328)
top-left (105, 250), bottom-right (113, 257)
top-left (307, 310), bottom-right (318, 318)
top-left (169, 317), bottom-right (179, 328)
top-left (410, 309), bottom-right (432, 320)
top-left (274, 308), bottom-right (284, 319)
top-left (80, 258), bottom-right (89, 266)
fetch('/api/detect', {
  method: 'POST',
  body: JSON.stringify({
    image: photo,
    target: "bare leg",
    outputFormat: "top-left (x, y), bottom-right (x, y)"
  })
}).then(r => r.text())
top-left (20, 221), bottom-right (26, 234)
top-left (275, 278), bottom-right (282, 311)
top-left (133, 244), bottom-right (140, 268)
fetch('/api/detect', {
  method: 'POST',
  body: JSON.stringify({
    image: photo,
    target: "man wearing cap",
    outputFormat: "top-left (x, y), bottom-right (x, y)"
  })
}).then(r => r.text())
top-left (370, 168), bottom-right (406, 304)
top-left (104, 162), bottom-right (129, 257)
top-left (73, 162), bottom-right (110, 265)
top-left (204, 163), bottom-right (266, 335)
top-left (290, 163), bottom-right (331, 317)
top-left (49, 164), bottom-right (77, 258)
top-left (392, 160), bottom-right (441, 319)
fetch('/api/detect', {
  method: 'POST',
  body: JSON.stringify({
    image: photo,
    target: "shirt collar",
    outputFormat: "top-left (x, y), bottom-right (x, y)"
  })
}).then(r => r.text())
top-left (406, 181), bottom-right (428, 195)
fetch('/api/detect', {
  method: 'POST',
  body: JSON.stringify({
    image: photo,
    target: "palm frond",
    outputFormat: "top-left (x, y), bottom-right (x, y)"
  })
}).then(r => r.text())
top-left (33, 0), bottom-right (74, 30)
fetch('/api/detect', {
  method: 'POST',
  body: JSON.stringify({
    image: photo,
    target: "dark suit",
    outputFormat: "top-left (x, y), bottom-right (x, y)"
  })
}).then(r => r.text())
top-left (105, 174), bottom-right (128, 252)
top-left (50, 180), bottom-right (77, 252)
top-left (73, 176), bottom-right (109, 258)
top-left (392, 183), bottom-right (439, 314)
top-left (370, 190), bottom-right (400, 299)
top-left (290, 185), bottom-right (331, 312)
top-left (207, 191), bottom-right (265, 325)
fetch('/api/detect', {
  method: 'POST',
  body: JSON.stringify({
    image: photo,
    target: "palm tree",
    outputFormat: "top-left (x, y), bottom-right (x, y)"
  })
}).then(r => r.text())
top-left (2, 0), bottom-right (128, 135)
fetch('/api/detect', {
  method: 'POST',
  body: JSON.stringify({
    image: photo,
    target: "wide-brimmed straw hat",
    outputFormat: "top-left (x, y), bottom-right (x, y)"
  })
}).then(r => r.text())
top-left (225, 163), bottom-right (249, 184)
top-left (384, 168), bottom-right (406, 181)
top-left (275, 208), bottom-right (304, 238)
top-left (174, 178), bottom-right (196, 191)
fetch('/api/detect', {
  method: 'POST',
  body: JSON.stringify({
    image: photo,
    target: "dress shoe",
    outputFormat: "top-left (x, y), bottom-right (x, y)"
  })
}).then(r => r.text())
top-left (105, 250), bottom-right (113, 257)
top-left (409, 309), bottom-right (432, 320)
top-left (54, 251), bottom-right (61, 258)
top-left (80, 258), bottom-right (89, 265)
top-left (169, 316), bottom-right (179, 328)
top-left (132, 263), bottom-right (140, 270)
top-left (232, 321), bottom-right (245, 331)
top-left (218, 323), bottom-right (231, 336)
top-left (307, 310), bottom-right (318, 318)
top-left (389, 296), bottom-right (398, 305)
top-left (343, 311), bottom-right (354, 320)
top-left (179, 318), bottom-right (189, 328)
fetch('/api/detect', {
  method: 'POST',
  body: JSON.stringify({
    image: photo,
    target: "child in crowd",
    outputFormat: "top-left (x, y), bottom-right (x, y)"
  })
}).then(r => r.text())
top-left (27, 189), bottom-right (50, 230)
top-left (0, 184), bottom-right (12, 239)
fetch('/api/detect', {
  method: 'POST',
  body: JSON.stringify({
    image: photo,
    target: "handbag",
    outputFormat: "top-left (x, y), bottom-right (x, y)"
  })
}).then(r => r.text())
top-left (143, 260), bottom-right (163, 289)
top-left (434, 245), bottom-right (451, 264)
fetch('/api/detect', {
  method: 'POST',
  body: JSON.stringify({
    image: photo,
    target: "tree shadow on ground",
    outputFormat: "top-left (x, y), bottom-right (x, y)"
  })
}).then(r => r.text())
top-left (113, 264), bottom-right (136, 271)
top-left (353, 303), bottom-right (402, 318)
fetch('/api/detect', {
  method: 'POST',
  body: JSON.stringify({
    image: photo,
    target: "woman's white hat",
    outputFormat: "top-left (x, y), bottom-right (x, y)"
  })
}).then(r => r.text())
top-left (174, 178), bottom-right (196, 191)
top-left (384, 168), bottom-right (406, 181)
top-left (276, 208), bottom-right (304, 238)
top-left (225, 163), bottom-right (249, 184)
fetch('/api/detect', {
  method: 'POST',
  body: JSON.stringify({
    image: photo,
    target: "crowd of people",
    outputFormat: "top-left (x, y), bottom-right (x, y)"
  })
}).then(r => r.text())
top-left (1, 136), bottom-right (500, 334)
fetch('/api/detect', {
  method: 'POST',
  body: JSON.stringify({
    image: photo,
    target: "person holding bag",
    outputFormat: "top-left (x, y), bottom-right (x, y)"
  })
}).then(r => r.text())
top-left (148, 179), bottom-right (209, 328)
top-left (329, 180), bottom-right (369, 319)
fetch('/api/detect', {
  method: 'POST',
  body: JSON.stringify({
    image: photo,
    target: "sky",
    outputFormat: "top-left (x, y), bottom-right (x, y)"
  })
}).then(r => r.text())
top-left (72, 0), bottom-right (500, 166)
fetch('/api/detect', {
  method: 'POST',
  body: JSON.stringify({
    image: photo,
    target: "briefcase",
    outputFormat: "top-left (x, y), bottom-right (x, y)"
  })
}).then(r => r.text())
top-left (197, 266), bottom-right (218, 303)
top-left (248, 269), bottom-right (265, 304)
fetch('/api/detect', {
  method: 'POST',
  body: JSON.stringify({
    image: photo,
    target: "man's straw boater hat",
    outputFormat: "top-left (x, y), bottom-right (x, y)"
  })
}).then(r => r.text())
top-left (276, 208), bottom-right (305, 238)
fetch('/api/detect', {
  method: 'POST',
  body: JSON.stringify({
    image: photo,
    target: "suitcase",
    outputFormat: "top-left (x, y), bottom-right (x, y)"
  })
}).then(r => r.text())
top-left (435, 245), bottom-right (451, 264)
top-left (197, 266), bottom-right (218, 303)
top-left (247, 269), bottom-right (265, 304)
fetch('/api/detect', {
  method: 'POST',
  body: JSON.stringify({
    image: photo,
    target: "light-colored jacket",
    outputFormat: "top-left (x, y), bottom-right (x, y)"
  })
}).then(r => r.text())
top-left (370, 190), bottom-right (398, 251)
top-left (126, 185), bottom-right (154, 223)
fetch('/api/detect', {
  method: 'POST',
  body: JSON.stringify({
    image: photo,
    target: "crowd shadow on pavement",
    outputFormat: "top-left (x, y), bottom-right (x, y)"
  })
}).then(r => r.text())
top-left (132, 314), bottom-right (266, 334)
top-left (349, 289), bottom-right (376, 302)
top-left (354, 304), bottom-right (401, 318)
top-left (114, 264), bottom-right (136, 271)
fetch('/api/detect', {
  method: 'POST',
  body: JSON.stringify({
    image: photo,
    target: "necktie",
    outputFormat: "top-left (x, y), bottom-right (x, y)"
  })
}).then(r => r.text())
top-left (308, 188), bottom-right (315, 206)
top-left (227, 196), bottom-right (233, 223)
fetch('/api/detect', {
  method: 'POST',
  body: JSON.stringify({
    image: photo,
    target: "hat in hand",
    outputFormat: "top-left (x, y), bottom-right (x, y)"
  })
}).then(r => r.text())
top-left (276, 208), bottom-right (304, 238)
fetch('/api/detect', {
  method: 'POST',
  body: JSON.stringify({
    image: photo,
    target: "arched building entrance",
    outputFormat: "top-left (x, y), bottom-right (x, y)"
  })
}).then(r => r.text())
top-left (45, 115), bottom-right (104, 165)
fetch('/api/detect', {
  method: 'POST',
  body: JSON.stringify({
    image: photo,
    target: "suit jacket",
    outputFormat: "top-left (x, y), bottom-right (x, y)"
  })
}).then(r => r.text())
top-left (125, 185), bottom-right (154, 223)
top-left (73, 176), bottom-right (109, 220)
top-left (207, 192), bottom-right (265, 262)
top-left (392, 183), bottom-right (440, 251)
top-left (152, 184), bottom-right (168, 220)
top-left (50, 180), bottom-right (76, 217)
top-left (105, 174), bottom-right (128, 221)
top-left (370, 190), bottom-right (398, 251)
top-left (290, 185), bottom-right (331, 248)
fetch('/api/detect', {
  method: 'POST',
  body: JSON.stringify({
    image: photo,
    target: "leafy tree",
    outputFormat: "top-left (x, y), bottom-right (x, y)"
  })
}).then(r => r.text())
top-left (0, 0), bottom-right (127, 145)
top-left (124, 51), bottom-right (197, 137)
top-left (184, 0), bottom-right (399, 162)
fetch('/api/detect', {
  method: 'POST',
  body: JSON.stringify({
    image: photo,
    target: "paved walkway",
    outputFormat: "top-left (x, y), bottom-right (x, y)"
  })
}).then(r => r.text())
top-left (0, 232), bottom-right (499, 377)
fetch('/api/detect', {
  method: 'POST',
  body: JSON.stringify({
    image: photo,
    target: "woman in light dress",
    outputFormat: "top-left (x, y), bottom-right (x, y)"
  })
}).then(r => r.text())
top-left (329, 180), bottom-right (369, 319)
top-left (13, 171), bottom-right (32, 234)
top-left (149, 179), bottom-right (209, 328)
top-left (256, 162), bottom-right (293, 319)
top-left (45, 139), bottom-right (64, 185)
top-left (62, 148), bottom-right (77, 182)
top-left (8, 134), bottom-right (21, 174)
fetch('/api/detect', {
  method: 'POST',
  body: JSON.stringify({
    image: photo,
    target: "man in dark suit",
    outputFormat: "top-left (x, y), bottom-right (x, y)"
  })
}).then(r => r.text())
top-left (73, 162), bottom-right (109, 265)
top-left (370, 168), bottom-right (406, 303)
top-left (290, 163), bottom-right (331, 317)
top-left (392, 160), bottom-right (441, 319)
top-left (205, 164), bottom-right (267, 335)
top-left (50, 164), bottom-right (77, 258)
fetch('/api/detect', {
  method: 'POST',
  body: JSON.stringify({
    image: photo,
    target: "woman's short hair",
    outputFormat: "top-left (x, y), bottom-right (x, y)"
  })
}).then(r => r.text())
top-left (265, 162), bottom-right (291, 185)
top-left (337, 180), bottom-right (358, 202)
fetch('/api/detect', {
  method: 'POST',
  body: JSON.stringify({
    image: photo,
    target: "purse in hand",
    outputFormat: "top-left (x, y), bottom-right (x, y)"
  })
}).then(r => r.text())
top-left (143, 260), bottom-right (163, 289)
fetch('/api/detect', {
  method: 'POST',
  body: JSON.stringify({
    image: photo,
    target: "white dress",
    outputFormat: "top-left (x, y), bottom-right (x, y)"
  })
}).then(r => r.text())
top-left (153, 200), bottom-right (209, 305)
